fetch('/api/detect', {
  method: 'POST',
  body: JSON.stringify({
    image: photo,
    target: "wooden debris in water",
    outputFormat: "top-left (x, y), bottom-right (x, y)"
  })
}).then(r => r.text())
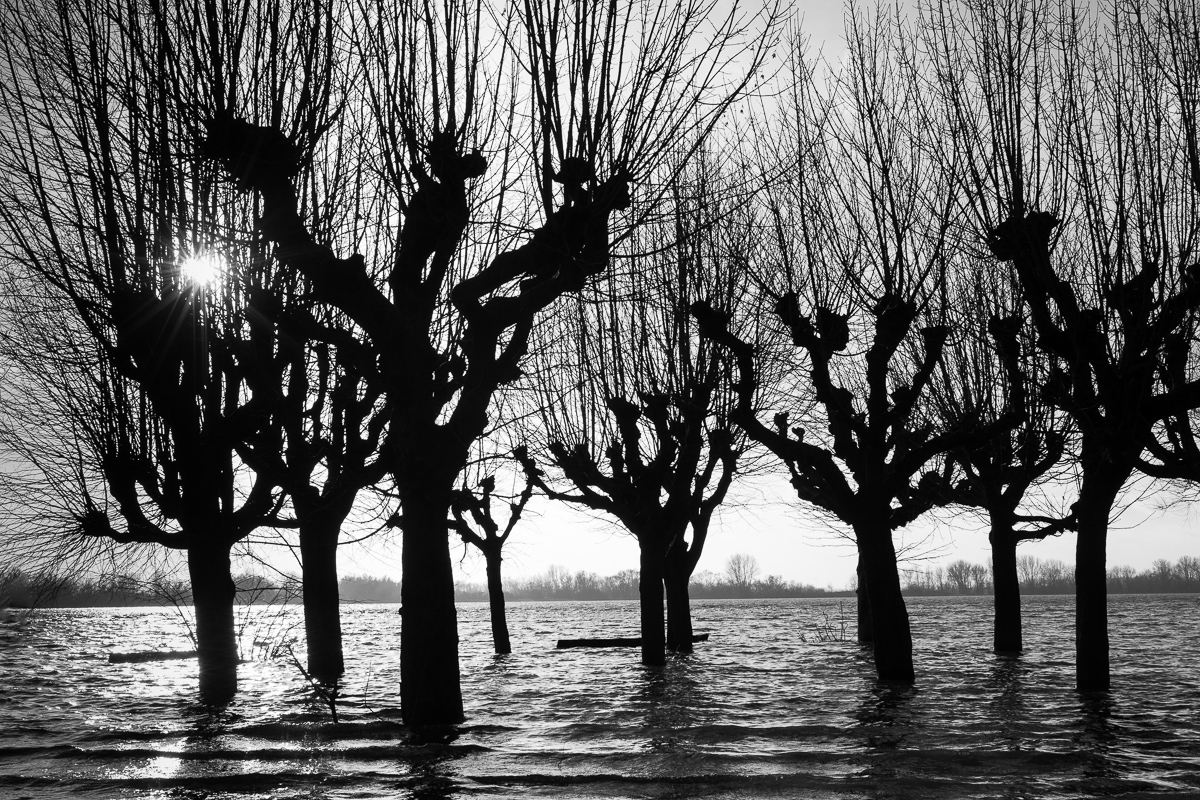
top-left (108, 650), bottom-right (198, 663)
top-left (556, 633), bottom-right (709, 649)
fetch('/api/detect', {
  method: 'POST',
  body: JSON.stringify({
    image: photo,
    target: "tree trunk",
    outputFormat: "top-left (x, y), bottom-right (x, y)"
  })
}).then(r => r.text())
top-left (856, 523), bottom-right (913, 682)
top-left (187, 540), bottom-right (238, 703)
top-left (299, 513), bottom-right (344, 682)
top-left (990, 521), bottom-right (1022, 654)
top-left (664, 535), bottom-right (696, 653)
top-left (1075, 476), bottom-right (1120, 692)
top-left (638, 539), bottom-right (667, 666)
top-left (484, 546), bottom-right (511, 655)
top-left (400, 493), bottom-right (464, 724)
top-left (856, 554), bottom-right (873, 644)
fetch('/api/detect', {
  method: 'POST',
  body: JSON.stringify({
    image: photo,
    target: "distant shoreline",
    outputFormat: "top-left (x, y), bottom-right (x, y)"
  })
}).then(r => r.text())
top-left (7, 554), bottom-right (1199, 609)
top-left (14, 590), bottom-right (1200, 612)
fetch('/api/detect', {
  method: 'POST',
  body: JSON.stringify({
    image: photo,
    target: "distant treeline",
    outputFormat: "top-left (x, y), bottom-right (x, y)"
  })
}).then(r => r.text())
top-left (450, 567), bottom-right (845, 602)
top-left (1, 566), bottom-right (843, 608)
top-left (902, 555), bottom-right (1200, 596)
top-left (342, 570), bottom-right (844, 603)
top-left (7, 556), bottom-right (1200, 609)
top-left (1, 568), bottom-right (164, 608)
top-left (0, 567), bottom-right (295, 608)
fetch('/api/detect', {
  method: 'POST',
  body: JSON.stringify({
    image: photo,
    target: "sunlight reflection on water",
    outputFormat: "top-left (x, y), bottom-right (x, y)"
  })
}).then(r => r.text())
top-left (1, 595), bottom-right (1198, 798)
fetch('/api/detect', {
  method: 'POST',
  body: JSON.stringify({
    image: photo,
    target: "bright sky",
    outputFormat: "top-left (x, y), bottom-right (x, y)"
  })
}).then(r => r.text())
top-left (16, 0), bottom-right (1185, 591)
top-left (325, 468), bottom-right (1199, 592)
top-left (327, 0), bottom-right (1198, 592)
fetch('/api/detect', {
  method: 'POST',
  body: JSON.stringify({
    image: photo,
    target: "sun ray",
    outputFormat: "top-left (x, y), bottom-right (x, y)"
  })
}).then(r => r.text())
top-left (180, 253), bottom-right (225, 285)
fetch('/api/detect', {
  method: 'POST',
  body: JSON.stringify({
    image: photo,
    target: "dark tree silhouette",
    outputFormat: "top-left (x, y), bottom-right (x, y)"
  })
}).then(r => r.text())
top-left (0, 0), bottom-right (316, 701)
top-left (930, 266), bottom-right (1076, 653)
top-left (449, 466), bottom-right (536, 655)
top-left (927, 0), bottom-right (1200, 690)
top-left (235, 313), bottom-right (391, 682)
top-left (515, 155), bottom-right (752, 665)
top-left (184, 0), bottom-right (777, 722)
top-left (691, 17), bottom-right (1009, 682)
top-left (517, 407), bottom-right (738, 666)
top-left (192, 102), bottom-right (394, 682)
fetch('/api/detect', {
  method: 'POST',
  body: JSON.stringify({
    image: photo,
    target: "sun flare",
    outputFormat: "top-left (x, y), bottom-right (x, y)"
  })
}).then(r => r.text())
top-left (180, 253), bottom-right (225, 285)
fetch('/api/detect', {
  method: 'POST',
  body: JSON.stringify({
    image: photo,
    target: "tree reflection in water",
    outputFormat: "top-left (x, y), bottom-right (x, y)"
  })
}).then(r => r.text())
top-left (986, 653), bottom-right (1030, 751)
top-left (400, 728), bottom-right (462, 800)
top-left (637, 659), bottom-right (711, 752)
top-left (852, 682), bottom-right (921, 793)
top-left (1075, 693), bottom-right (1121, 781)
top-left (855, 684), bottom-right (920, 751)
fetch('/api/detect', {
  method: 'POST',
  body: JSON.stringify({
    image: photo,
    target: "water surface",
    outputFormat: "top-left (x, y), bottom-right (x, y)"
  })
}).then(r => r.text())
top-left (2, 595), bottom-right (1198, 798)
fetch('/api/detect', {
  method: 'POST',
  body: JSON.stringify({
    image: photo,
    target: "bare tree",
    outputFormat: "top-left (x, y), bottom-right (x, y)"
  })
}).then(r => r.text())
top-left (926, 0), bottom-right (1200, 690)
top-left (449, 463), bottom-right (536, 654)
top-left (0, 0), bottom-right (314, 700)
top-left (1016, 554), bottom-right (1041, 587)
top-left (724, 553), bottom-right (760, 588)
top-left (1178, 555), bottom-right (1200, 584)
top-left (929, 259), bottom-right (1076, 652)
top-left (514, 149), bottom-right (756, 664)
top-left (185, 0), bottom-right (778, 721)
top-left (0, 0), bottom-right (396, 694)
top-left (944, 560), bottom-right (975, 595)
top-left (691, 14), bottom-right (1002, 683)
top-left (235, 305), bottom-right (392, 683)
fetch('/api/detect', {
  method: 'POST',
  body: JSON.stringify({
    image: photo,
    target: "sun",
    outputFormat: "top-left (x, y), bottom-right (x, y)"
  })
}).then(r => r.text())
top-left (180, 253), bottom-right (225, 285)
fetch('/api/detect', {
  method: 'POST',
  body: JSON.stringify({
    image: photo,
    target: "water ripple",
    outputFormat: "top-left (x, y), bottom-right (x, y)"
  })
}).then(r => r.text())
top-left (2, 595), bottom-right (1198, 798)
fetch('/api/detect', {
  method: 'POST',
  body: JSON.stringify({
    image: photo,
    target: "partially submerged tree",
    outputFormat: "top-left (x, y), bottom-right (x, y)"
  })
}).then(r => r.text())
top-left (516, 155), bottom-right (752, 665)
top-left (187, 0), bottom-right (778, 721)
top-left (227, 112), bottom-right (397, 681)
top-left (236, 309), bottom-right (392, 682)
top-left (930, 266), bottom-right (1075, 653)
top-left (926, 0), bottom-right (1200, 690)
top-left (449, 465), bottom-right (536, 655)
top-left (691, 15), bottom-right (1001, 682)
top-left (0, 0), bottom-right (307, 700)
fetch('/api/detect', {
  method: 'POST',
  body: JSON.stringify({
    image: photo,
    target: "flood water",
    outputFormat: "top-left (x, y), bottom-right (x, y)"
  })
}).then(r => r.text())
top-left (2, 594), bottom-right (1199, 798)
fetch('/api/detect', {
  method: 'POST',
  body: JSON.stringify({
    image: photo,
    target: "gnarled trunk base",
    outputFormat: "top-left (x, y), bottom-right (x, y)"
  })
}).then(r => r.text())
top-left (485, 550), bottom-right (512, 655)
top-left (188, 542), bottom-right (238, 703)
top-left (400, 495), bottom-right (464, 724)
top-left (301, 519), bottom-right (344, 682)
top-left (990, 527), bottom-right (1022, 654)
top-left (638, 542), bottom-right (666, 666)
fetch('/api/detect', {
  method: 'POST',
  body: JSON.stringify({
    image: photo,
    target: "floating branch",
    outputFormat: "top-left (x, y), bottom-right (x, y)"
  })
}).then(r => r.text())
top-left (556, 633), bottom-right (709, 649)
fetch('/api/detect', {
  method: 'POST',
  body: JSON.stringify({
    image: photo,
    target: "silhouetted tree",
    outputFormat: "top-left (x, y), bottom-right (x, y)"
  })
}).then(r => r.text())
top-left (187, 0), bottom-right (778, 721)
top-left (234, 312), bottom-right (391, 682)
top-left (449, 465), bottom-right (536, 654)
top-left (692, 15), bottom-right (999, 683)
top-left (930, 262), bottom-right (1076, 652)
top-left (0, 0), bottom-right (319, 700)
top-left (515, 153), bottom-right (753, 664)
top-left (927, 0), bottom-right (1200, 690)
